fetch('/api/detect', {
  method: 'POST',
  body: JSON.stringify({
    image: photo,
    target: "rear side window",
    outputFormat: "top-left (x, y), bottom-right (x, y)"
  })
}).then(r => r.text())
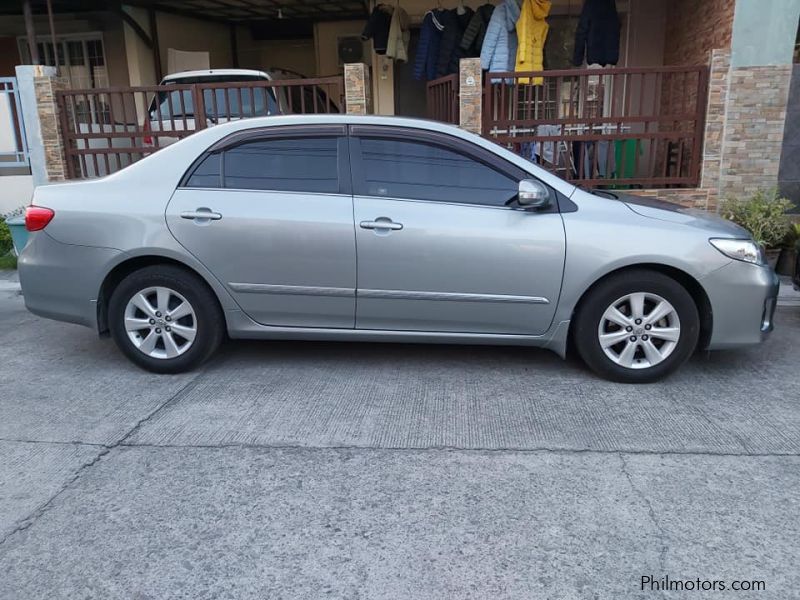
top-left (223, 137), bottom-right (339, 193)
top-left (183, 136), bottom-right (340, 193)
top-left (356, 137), bottom-right (518, 206)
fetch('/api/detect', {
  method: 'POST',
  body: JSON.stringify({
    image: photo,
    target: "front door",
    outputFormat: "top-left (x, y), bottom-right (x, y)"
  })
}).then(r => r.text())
top-left (166, 127), bottom-right (356, 328)
top-left (350, 128), bottom-right (566, 335)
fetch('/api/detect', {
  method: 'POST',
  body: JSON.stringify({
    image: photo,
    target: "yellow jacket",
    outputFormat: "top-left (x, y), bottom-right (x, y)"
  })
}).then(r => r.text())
top-left (515, 0), bottom-right (551, 85)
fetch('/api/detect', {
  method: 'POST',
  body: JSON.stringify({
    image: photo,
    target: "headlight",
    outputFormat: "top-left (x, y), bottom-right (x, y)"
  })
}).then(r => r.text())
top-left (709, 238), bottom-right (765, 265)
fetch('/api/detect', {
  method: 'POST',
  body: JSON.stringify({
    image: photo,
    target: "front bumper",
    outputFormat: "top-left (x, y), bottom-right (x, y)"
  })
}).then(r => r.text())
top-left (704, 260), bottom-right (780, 350)
top-left (18, 231), bottom-right (122, 330)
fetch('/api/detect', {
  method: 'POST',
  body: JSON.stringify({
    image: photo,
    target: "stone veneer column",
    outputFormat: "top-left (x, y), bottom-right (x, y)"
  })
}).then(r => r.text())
top-left (458, 58), bottom-right (482, 134)
top-left (344, 63), bottom-right (372, 116)
top-left (713, 0), bottom-right (799, 200)
top-left (716, 63), bottom-right (793, 199)
top-left (33, 69), bottom-right (69, 182)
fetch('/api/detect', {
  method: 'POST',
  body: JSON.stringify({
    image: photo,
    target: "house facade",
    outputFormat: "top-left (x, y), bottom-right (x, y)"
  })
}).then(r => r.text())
top-left (1, 0), bottom-right (798, 216)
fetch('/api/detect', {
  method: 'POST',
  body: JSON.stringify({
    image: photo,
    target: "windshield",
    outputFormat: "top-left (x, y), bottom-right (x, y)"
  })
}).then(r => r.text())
top-left (148, 76), bottom-right (278, 120)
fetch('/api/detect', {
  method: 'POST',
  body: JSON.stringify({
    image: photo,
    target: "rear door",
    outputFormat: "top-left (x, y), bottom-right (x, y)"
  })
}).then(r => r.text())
top-left (166, 125), bottom-right (356, 328)
top-left (350, 126), bottom-right (566, 335)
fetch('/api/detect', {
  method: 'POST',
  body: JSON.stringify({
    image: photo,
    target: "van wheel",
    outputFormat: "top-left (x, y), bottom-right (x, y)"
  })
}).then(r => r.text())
top-left (108, 265), bottom-right (224, 373)
top-left (573, 270), bottom-right (699, 383)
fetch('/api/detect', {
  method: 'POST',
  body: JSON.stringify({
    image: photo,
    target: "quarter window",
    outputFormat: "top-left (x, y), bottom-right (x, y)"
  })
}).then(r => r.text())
top-left (185, 154), bottom-right (221, 188)
top-left (357, 138), bottom-right (518, 206)
top-left (223, 137), bottom-right (339, 193)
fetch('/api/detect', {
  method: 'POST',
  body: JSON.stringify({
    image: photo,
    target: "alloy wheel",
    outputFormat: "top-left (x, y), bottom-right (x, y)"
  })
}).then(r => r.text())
top-left (597, 292), bottom-right (681, 370)
top-left (124, 286), bottom-right (197, 359)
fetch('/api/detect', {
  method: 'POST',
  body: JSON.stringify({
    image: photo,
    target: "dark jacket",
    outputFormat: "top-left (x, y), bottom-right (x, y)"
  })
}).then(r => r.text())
top-left (460, 4), bottom-right (495, 56)
top-left (413, 9), bottom-right (446, 80)
top-left (572, 0), bottom-right (620, 67)
top-left (436, 7), bottom-right (475, 76)
top-left (362, 5), bottom-right (393, 54)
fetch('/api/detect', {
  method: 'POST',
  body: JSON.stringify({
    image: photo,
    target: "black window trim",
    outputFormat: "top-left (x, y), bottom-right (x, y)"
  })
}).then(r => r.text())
top-left (179, 124), bottom-right (351, 195)
top-left (348, 125), bottom-right (558, 213)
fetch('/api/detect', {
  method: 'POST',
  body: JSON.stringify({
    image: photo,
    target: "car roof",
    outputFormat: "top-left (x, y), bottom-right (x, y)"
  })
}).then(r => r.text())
top-left (160, 69), bottom-right (271, 83)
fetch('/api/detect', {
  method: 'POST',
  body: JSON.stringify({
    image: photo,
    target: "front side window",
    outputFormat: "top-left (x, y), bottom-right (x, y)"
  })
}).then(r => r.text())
top-left (223, 137), bottom-right (339, 193)
top-left (356, 137), bottom-right (518, 206)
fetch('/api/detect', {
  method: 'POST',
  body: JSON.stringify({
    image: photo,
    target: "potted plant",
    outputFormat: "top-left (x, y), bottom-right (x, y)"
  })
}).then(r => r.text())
top-left (1, 207), bottom-right (27, 258)
top-left (719, 190), bottom-right (793, 268)
top-left (775, 222), bottom-right (799, 276)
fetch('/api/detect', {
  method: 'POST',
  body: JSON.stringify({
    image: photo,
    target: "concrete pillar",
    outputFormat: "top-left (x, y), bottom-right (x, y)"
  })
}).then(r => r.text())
top-left (458, 58), bottom-right (482, 134)
top-left (713, 0), bottom-right (800, 198)
top-left (15, 65), bottom-right (69, 186)
top-left (344, 63), bottom-right (372, 116)
top-left (699, 49), bottom-right (731, 204)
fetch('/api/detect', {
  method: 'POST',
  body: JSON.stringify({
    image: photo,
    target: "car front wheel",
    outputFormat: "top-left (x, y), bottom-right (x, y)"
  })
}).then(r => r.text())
top-left (108, 265), bottom-right (224, 373)
top-left (573, 270), bottom-right (700, 383)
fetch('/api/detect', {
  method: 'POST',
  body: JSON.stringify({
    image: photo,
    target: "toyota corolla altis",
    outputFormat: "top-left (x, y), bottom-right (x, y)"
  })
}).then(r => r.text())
top-left (18, 116), bottom-right (778, 382)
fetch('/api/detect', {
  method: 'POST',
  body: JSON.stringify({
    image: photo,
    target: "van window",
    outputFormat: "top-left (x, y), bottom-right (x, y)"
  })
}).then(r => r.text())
top-left (148, 77), bottom-right (278, 120)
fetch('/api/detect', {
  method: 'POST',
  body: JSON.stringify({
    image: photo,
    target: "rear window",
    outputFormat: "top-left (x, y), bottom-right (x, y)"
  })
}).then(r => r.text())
top-left (148, 76), bottom-right (278, 120)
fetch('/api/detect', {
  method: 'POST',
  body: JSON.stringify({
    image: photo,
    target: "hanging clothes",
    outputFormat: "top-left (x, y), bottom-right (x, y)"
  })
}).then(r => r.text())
top-left (460, 4), bottom-right (496, 57)
top-left (572, 0), bottom-right (620, 67)
top-left (386, 5), bottom-right (411, 62)
top-left (413, 9), bottom-right (446, 81)
top-left (437, 7), bottom-right (475, 76)
top-left (480, 0), bottom-right (522, 74)
top-left (361, 4), bottom-right (394, 55)
top-left (515, 0), bottom-right (551, 85)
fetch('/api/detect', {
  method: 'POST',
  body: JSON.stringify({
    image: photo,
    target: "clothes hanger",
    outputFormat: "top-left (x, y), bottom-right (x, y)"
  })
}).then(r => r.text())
top-left (456, 0), bottom-right (466, 15)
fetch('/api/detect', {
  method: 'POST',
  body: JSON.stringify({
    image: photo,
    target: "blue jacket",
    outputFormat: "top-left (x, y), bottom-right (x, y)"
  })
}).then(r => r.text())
top-left (480, 0), bottom-right (521, 73)
top-left (413, 9), bottom-right (446, 81)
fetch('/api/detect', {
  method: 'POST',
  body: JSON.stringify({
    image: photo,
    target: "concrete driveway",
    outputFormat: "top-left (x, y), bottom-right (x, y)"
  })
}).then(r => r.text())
top-left (0, 283), bottom-right (798, 599)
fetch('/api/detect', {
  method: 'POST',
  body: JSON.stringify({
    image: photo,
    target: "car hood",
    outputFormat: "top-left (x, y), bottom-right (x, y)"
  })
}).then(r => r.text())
top-left (617, 193), bottom-right (750, 237)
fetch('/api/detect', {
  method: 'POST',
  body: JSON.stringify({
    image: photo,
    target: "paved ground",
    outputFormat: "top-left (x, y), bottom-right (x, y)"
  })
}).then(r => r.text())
top-left (0, 280), bottom-right (799, 599)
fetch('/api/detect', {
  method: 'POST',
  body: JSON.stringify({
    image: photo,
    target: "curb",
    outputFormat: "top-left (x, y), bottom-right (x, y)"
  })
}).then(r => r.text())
top-left (0, 282), bottom-right (22, 294)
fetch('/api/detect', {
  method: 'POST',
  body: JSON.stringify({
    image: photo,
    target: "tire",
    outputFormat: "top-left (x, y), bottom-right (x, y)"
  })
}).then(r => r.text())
top-left (573, 270), bottom-right (699, 383)
top-left (108, 265), bottom-right (224, 374)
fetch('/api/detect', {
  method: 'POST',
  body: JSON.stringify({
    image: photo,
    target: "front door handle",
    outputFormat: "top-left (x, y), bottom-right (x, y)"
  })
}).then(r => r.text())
top-left (181, 208), bottom-right (222, 221)
top-left (360, 218), bottom-right (403, 231)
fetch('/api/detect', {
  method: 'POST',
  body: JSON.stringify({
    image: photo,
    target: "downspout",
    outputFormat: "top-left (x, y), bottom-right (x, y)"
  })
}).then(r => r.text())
top-left (22, 0), bottom-right (40, 65)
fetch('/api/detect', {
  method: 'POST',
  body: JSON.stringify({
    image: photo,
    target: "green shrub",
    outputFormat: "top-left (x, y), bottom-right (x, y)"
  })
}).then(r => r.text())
top-left (719, 189), bottom-right (793, 249)
top-left (0, 218), bottom-right (12, 256)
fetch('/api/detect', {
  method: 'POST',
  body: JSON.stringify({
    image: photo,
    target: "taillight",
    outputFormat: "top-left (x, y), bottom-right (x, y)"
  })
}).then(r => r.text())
top-left (25, 206), bottom-right (55, 232)
top-left (143, 119), bottom-right (153, 146)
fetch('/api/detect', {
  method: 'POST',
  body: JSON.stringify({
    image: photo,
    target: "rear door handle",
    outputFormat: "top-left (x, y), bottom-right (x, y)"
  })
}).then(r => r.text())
top-left (181, 209), bottom-right (222, 221)
top-left (360, 219), bottom-right (403, 231)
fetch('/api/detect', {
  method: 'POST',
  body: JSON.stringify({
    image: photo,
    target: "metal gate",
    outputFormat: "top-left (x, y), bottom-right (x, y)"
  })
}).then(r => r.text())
top-left (56, 76), bottom-right (344, 179)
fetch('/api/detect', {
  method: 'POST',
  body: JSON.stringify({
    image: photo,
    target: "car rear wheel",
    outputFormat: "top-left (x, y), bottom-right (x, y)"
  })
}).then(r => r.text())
top-left (108, 265), bottom-right (224, 373)
top-left (573, 270), bottom-right (700, 383)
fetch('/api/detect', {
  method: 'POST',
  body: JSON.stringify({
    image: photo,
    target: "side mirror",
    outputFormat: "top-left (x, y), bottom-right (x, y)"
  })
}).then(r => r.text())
top-left (517, 179), bottom-right (551, 209)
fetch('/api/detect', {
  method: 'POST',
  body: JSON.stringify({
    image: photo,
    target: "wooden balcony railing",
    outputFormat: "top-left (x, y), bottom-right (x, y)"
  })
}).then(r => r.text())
top-left (482, 65), bottom-right (709, 188)
top-left (426, 74), bottom-right (459, 125)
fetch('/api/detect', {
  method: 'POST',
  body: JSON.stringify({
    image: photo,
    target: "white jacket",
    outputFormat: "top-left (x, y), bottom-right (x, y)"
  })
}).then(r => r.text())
top-left (386, 6), bottom-right (410, 62)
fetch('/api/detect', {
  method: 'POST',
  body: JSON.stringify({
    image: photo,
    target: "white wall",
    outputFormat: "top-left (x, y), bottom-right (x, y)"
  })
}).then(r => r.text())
top-left (0, 174), bottom-right (33, 216)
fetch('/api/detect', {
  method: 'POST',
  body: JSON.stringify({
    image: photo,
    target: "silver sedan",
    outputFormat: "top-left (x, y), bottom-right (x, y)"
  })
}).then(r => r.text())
top-left (18, 115), bottom-right (778, 382)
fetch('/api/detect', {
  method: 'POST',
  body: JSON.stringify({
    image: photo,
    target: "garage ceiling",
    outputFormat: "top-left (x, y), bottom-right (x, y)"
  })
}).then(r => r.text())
top-left (136, 0), bottom-right (369, 21)
top-left (1, 1), bottom-right (370, 22)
